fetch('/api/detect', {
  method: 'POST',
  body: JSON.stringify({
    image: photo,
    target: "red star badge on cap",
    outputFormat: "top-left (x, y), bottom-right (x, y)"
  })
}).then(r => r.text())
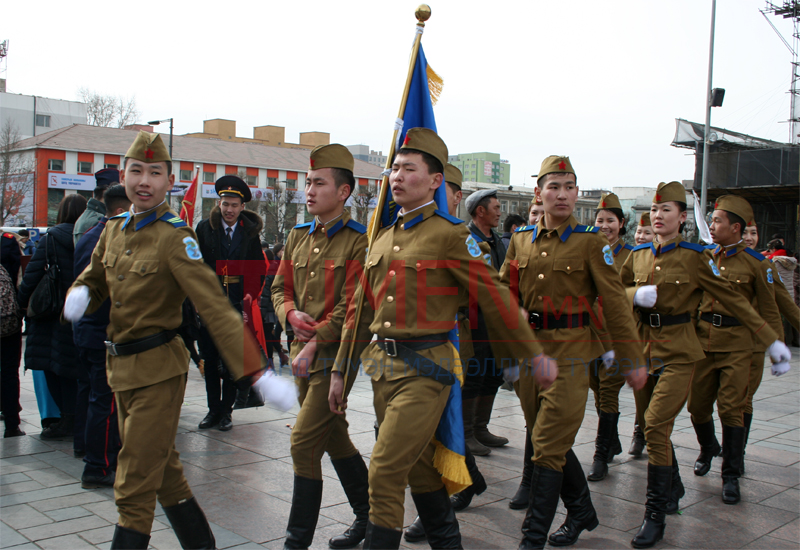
top-left (404, 135), bottom-right (411, 146)
top-left (600, 201), bottom-right (606, 208)
top-left (558, 160), bottom-right (566, 170)
top-left (714, 202), bottom-right (719, 209)
top-left (655, 193), bottom-right (662, 202)
top-left (145, 148), bottom-right (154, 160)
top-left (309, 158), bottom-right (315, 168)
top-left (227, 186), bottom-right (234, 191)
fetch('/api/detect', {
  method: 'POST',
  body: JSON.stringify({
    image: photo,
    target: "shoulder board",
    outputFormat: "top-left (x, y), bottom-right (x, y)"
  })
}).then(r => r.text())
top-left (678, 241), bottom-right (704, 252)
top-left (744, 247), bottom-right (766, 262)
top-left (158, 212), bottom-right (187, 228)
top-left (704, 244), bottom-right (717, 250)
top-left (573, 224), bottom-right (599, 233)
top-left (345, 219), bottom-right (366, 234)
top-left (110, 212), bottom-right (130, 220)
top-left (632, 243), bottom-right (651, 251)
top-left (434, 210), bottom-right (464, 224)
top-left (293, 221), bottom-right (313, 230)
top-left (514, 225), bottom-right (536, 233)
top-left (623, 243), bottom-right (634, 251)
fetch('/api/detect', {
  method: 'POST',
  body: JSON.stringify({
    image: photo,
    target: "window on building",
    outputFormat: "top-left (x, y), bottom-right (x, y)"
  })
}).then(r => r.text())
top-left (501, 201), bottom-right (508, 213)
top-left (104, 163), bottom-right (118, 170)
top-left (203, 171), bottom-right (215, 183)
top-left (245, 175), bottom-right (257, 186)
top-left (77, 161), bottom-right (93, 174)
top-left (267, 177), bottom-right (278, 187)
top-left (511, 201), bottom-right (518, 212)
top-left (286, 178), bottom-right (297, 189)
top-left (48, 159), bottom-right (64, 171)
top-left (47, 189), bottom-right (64, 225)
top-left (35, 114), bottom-right (51, 127)
top-left (179, 169), bottom-right (192, 181)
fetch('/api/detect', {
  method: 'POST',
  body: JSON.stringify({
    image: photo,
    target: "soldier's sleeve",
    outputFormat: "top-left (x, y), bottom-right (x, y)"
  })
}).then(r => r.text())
top-left (70, 223), bottom-right (110, 316)
top-left (619, 251), bottom-right (638, 304)
top-left (448, 226), bottom-right (543, 361)
top-left (586, 235), bottom-right (642, 366)
top-left (167, 227), bottom-right (263, 380)
top-left (315, 232), bottom-right (368, 346)
top-left (697, 250), bottom-right (778, 348)
top-left (753, 259), bottom-right (784, 340)
top-left (498, 233), bottom-right (517, 286)
top-left (332, 276), bottom-right (375, 374)
top-left (770, 261), bottom-right (800, 330)
top-left (271, 231), bottom-right (296, 331)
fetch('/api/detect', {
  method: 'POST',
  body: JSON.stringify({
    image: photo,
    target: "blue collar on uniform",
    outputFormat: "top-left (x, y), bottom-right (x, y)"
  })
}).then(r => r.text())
top-left (307, 215), bottom-right (346, 238)
top-left (115, 211), bottom-right (132, 229)
top-left (658, 242), bottom-right (677, 254)
top-left (529, 225), bottom-right (539, 243)
top-left (613, 242), bottom-right (632, 256)
top-left (402, 213), bottom-right (424, 230)
top-left (560, 223), bottom-right (574, 242)
top-left (326, 218), bottom-right (345, 237)
top-left (134, 210), bottom-right (160, 231)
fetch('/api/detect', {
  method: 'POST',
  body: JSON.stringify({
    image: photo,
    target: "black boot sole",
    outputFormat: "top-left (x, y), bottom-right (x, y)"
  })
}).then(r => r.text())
top-left (548, 517), bottom-right (599, 547)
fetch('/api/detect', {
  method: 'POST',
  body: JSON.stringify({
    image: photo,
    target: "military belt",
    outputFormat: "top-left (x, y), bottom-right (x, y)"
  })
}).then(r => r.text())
top-left (699, 312), bottom-right (741, 327)
top-left (376, 333), bottom-right (456, 386)
top-left (105, 330), bottom-right (178, 357)
top-left (638, 311), bottom-right (692, 328)
top-left (528, 311), bottom-right (591, 330)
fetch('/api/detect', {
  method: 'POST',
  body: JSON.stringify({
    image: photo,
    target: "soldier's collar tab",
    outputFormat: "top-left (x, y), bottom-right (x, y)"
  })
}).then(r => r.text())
top-left (398, 202), bottom-right (437, 230)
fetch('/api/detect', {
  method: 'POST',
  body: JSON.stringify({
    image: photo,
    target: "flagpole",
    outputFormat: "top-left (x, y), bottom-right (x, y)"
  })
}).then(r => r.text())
top-left (339, 4), bottom-right (431, 401)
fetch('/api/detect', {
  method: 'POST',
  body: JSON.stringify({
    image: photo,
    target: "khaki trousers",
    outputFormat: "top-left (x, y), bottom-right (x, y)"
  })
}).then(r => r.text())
top-left (588, 359), bottom-right (626, 413)
top-left (291, 369), bottom-right (359, 479)
top-left (518, 363), bottom-right (590, 471)
top-left (633, 373), bottom-right (657, 432)
top-left (643, 362), bottom-right (696, 466)
top-left (368, 376), bottom-right (450, 530)
top-left (745, 352), bottom-right (766, 415)
top-left (688, 349), bottom-right (751, 428)
top-left (115, 374), bottom-right (192, 534)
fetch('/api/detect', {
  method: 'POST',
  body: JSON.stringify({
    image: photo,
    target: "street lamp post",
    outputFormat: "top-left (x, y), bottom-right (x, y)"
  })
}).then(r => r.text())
top-left (147, 118), bottom-right (174, 204)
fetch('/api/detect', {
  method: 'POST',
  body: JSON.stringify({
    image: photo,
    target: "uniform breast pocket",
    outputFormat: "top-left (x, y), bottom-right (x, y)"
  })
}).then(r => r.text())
top-left (553, 258), bottom-right (584, 275)
top-left (103, 253), bottom-right (117, 269)
top-left (322, 256), bottom-right (346, 273)
top-left (634, 272), bottom-right (650, 285)
top-left (130, 259), bottom-right (159, 277)
top-left (664, 271), bottom-right (689, 285)
top-left (727, 272), bottom-right (751, 285)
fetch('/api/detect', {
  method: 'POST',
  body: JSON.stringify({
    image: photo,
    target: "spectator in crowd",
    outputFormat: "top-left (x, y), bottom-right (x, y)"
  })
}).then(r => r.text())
top-left (73, 169), bottom-right (119, 246)
top-left (260, 244), bottom-right (279, 369)
top-left (1, 231), bottom-right (24, 437)
top-left (17, 229), bottom-right (35, 256)
top-left (501, 214), bottom-right (526, 249)
top-left (272, 243), bottom-right (291, 367)
top-left (17, 194), bottom-right (87, 447)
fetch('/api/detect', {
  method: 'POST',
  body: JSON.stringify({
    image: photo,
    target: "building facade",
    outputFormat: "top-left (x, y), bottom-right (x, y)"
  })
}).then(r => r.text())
top-left (184, 119), bottom-right (330, 151)
top-left (448, 152), bottom-right (510, 187)
top-left (346, 144), bottom-right (387, 168)
top-left (0, 92), bottom-right (86, 140)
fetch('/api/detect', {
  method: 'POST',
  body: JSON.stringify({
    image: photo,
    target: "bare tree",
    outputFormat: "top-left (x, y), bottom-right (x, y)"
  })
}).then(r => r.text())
top-left (0, 120), bottom-right (35, 225)
top-left (352, 183), bottom-right (377, 226)
top-left (78, 88), bottom-right (140, 128)
top-left (256, 184), bottom-right (298, 243)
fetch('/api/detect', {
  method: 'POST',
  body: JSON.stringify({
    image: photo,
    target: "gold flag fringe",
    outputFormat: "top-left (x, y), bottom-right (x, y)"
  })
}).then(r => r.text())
top-left (427, 65), bottom-right (443, 106)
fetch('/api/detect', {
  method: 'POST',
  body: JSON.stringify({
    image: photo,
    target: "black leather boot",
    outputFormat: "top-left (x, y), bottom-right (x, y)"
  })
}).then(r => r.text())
top-left (519, 465), bottom-right (563, 550)
top-left (474, 393), bottom-right (509, 447)
top-left (665, 449), bottom-right (684, 515)
top-left (510, 428), bottom-right (534, 510)
top-left (629, 423), bottom-right (646, 458)
top-left (721, 424), bottom-right (745, 505)
top-left (403, 516), bottom-right (426, 543)
top-left (284, 475), bottom-right (324, 549)
top-left (329, 454), bottom-right (370, 549)
top-left (412, 487), bottom-right (463, 549)
top-left (548, 450), bottom-right (599, 547)
top-left (463, 397), bottom-right (490, 456)
top-left (741, 412), bottom-right (752, 475)
top-left (110, 525), bottom-right (151, 550)
top-left (587, 411), bottom-right (616, 481)
top-left (608, 412), bottom-right (622, 458)
top-left (162, 497), bottom-right (216, 549)
top-left (631, 464), bottom-right (672, 549)
top-left (363, 521), bottom-right (402, 550)
top-left (692, 419), bottom-right (721, 476)
top-left (450, 447), bottom-right (487, 511)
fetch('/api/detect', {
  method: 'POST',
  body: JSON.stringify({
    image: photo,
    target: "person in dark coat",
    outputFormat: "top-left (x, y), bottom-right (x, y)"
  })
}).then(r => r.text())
top-left (194, 176), bottom-right (265, 431)
top-left (18, 194), bottom-right (87, 441)
top-left (1, 232), bottom-right (24, 437)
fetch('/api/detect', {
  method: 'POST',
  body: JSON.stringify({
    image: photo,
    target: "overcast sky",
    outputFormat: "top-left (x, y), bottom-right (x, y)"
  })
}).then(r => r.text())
top-left (3, 0), bottom-right (796, 190)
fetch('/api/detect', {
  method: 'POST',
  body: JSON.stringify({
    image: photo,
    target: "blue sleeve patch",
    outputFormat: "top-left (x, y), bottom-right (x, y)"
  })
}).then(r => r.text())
top-left (183, 236), bottom-right (202, 260)
top-left (465, 235), bottom-right (482, 258)
top-left (602, 244), bottom-right (615, 266)
top-left (434, 210), bottom-right (464, 225)
top-left (709, 259), bottom-right (721, 276)
top-left (766, 268), bottom-right (774, 284)
top-left (744, 247), bottom-right (766, 262)
top-left (515, 225), bottom-right (536, 233)
top-left (632, 243), bottom-right (651, 251)
top-left (679, 241), bottom-right (705, 252)
top-left (346, 219), bottom-right (367, 234)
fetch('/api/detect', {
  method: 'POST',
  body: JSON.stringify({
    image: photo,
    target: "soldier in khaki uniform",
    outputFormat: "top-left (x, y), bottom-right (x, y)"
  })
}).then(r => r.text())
top-left (328, 129), bottom-right (554, 550)
top-left (619, 182), bottom-right (789, 549)
top-left (66, 132), bottom-right (264, 549)
top-left (528, 196), bottom-right (545, 226)
top-left (687, 195), bottom-right (784, 504)
top-left (499, 156), bottom-right (646, 550)
top-left (587, 192), bottom-right (634, 481)
top-left (270, 144), bottom-right (371, 550)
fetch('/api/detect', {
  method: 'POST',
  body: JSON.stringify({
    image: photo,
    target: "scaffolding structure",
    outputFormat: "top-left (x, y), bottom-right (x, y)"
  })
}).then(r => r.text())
top-left (764, 1), bottom-right (800, 144)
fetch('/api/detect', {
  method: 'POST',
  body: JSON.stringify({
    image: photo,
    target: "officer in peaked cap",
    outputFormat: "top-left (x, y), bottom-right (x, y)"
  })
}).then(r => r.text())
top-left (215, 175), bottom-right (253, 203)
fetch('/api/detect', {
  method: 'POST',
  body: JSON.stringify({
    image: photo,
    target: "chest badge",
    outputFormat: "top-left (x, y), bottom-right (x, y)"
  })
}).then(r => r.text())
top-left (766, 268), bottom-right (774, 284)
top-left (183, 237), bottom-right (203, 260)
top-left (602, 244), bottom-right (614, 266)
top-left (709, 259), bottom-right (721, 277)
top-left (465, 235), bottom-right (482, 258)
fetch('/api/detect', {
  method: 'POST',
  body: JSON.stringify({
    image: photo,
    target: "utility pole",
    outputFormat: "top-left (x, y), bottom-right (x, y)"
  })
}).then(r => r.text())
top-left (700, 0), bottom-right (717, 221)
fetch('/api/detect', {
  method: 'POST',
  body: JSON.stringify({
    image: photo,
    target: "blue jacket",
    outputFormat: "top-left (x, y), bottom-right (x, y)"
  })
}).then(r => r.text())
top-left (73, 217), bottom-right (111, 350)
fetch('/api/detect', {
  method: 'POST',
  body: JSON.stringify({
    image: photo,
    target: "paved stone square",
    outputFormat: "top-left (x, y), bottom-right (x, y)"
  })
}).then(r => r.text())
top-left (2, 346), bottom-right (798, 549)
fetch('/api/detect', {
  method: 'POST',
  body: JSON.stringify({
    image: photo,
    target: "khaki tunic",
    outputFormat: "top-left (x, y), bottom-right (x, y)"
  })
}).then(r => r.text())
top-left (270, 211), bottom-right (368, 478)
top-left (499, 216), bottom-right (643, 470)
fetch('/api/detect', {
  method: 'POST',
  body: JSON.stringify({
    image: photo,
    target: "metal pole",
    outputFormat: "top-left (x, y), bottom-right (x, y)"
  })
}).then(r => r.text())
top-left (700, 0), bottom-right (717, 220)
top-left (168, 118), bottom-right (174, 205)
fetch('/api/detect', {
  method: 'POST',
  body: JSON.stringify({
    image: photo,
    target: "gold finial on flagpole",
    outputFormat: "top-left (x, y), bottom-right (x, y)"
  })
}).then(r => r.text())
top-left (416, 4), bottom-right (431, 24)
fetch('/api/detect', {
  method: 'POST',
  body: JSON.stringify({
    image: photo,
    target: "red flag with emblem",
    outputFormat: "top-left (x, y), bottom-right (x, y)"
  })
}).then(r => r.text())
top-left (179, 168), bottom-right (199, 224)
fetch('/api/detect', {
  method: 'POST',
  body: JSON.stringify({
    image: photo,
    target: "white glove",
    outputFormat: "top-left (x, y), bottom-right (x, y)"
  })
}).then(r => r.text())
top-left (767, 340), bottom-right (791, 364)
top-left (64, 286), bottom-right (90, 322)
top-left (252, 370), bottom-right (298, 412)
top-left (601, 350), bottom-right (616, 369)
top-left (633, 285), bottom-right (658, 308)
top-left (503, 364), bottom-right (520, 383)
top-left (771, 361), bottom-right (791, 377)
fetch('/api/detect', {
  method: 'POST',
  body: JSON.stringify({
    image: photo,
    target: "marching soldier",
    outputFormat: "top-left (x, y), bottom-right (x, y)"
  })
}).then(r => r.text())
top-left (619, 182), bottom-right (789, 548)
top-left (271, 144), bottom-right (371, 550)
top-left (328, 129), bottom-right (554, 550)
top-left (634, 212), bottom-right (654, 246)
top-left (499, 156), bottom-right (647, 550)
top-left (587, 192), bottom-right (633, 481)
top-left (65, 131), bottom-right (264, 549)
top-left (195, 175), bottom-right (265, 431)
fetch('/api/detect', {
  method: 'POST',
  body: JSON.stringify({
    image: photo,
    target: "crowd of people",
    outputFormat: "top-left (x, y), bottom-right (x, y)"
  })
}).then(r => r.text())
top-left (0, 127), bottom-right (798, 550)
